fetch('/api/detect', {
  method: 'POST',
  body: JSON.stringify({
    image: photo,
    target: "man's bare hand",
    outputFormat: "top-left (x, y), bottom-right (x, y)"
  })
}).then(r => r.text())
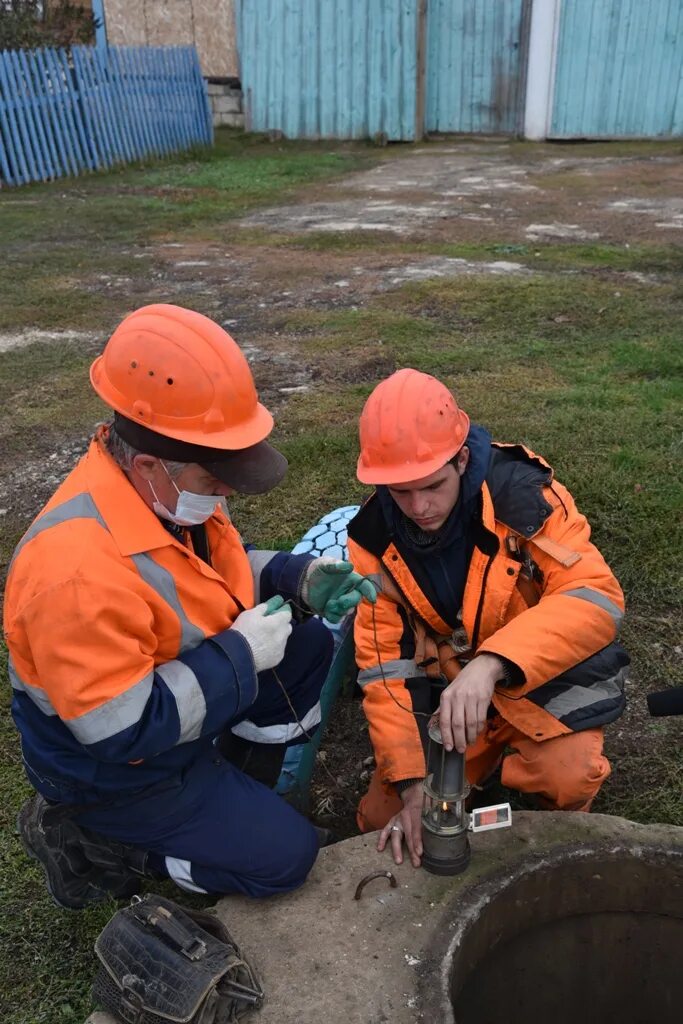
top-left (376, 781), bottom-right (423, 868)
top-left (438, 654), bottom-right (503, 753)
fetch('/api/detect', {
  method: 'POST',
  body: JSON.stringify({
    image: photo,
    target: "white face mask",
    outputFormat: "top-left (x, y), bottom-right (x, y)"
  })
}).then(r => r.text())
top-left (150, 464), bottom-right (228, 526)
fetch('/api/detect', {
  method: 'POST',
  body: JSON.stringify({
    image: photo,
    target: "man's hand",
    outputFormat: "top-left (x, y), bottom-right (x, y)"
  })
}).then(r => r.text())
top-left (376, 781), bottom-right (423, 868)
top-left (301, 558), bottom-right (377, 623)
top-left (437, 654), bottom-right (503, 753)
top-left (231, 597), bottom-right (293, 673)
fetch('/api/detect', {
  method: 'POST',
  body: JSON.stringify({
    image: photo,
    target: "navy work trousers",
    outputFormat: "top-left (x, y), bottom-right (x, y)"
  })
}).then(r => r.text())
top-left (78, 618), bottom-right (333, 898)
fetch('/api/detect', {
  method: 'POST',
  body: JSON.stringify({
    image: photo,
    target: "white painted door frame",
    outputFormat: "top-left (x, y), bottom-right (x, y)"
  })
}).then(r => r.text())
top-left (524, 0), bottom-right (562, 139)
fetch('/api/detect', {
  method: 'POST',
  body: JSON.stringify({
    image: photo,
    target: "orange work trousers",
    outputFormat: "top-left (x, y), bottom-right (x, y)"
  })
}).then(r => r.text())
top-left (357, 715), bottom-right (610, 833)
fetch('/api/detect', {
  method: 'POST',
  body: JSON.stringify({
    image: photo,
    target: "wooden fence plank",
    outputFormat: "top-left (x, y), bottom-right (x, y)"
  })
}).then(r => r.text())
top-left (133, 47), bottom-right (160, 158)
top-left (152, 47), bottom-right (173, 154)
top-left (48, 48), bottom-right (89, 174)
top-left (175, 48), bottom-right (195, 150)
top-left (0, 56), bottom-right (20, 184)
top-left (37, 48), bottom-right (69, 177)
top-left (3, 51), bottom-right (38, 182)
top-left (15, 49), bottom-right (52, 180)
top-left (96, 47), bottom-right (135, 163)
top-left (168, 48), bottom-right (185, 151)
top-left (24, 49), bottom-right (60, 178)
top-left (73, 46), bottom-right (111, 166)
top-left (91, 46), bottom-right (128, 163)
top-left (39, 48), bottom-right (80, 177)
top-left (112, 47), bottom-right (148, 161)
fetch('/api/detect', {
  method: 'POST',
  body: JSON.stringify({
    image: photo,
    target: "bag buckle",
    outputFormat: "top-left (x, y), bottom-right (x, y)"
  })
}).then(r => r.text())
top-left (181, 935), bottom-right (207, 961)
top-left (120, 974), bottom-right (145, 1024)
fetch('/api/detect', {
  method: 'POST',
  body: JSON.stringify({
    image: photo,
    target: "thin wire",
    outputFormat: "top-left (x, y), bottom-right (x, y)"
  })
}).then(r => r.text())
top-left (283, 579), bottom-right (431, 719)
top-left (362, 579), bottom-right (433, 720)
top-left (271, 579), bottom-right (430, 828)
top-left (272, 666), bottom-right (364, 821)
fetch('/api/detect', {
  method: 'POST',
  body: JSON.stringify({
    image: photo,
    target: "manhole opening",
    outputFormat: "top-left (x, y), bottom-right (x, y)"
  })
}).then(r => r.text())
top-left (449, 853), bottom-right (683, 1024)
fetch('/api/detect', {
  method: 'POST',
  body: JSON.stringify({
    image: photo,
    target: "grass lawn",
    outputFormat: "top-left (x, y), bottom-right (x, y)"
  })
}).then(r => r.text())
top-left (1, 131), bottom-right (682, 1023)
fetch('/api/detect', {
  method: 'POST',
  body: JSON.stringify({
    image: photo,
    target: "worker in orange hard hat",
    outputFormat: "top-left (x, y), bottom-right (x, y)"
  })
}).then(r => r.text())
top-left (347, 368), bottom-right (629, 868)
top-left (5, 303), bottom-right (375, 908)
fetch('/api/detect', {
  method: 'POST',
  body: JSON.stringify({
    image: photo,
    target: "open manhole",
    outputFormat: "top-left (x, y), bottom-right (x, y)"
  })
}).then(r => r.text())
top-left (441, 845), bottom-right (683, 1023)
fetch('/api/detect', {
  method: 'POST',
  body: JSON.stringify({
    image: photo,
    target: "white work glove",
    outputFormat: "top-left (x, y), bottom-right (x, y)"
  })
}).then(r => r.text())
top-left (231, 596), bottom-right (293, 673)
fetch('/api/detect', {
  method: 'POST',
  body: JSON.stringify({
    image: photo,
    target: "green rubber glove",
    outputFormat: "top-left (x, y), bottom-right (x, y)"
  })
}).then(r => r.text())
top-left (302, 558), bottom-right (377, 624)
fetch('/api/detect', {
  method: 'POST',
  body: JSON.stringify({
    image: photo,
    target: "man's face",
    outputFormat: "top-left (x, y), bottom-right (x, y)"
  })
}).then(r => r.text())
top-left (387, 448), bottom-right (469, 532)
top-left (132, 456), bottom-right (235, 512)
top-left (173, 464), bottom-right (235, 500)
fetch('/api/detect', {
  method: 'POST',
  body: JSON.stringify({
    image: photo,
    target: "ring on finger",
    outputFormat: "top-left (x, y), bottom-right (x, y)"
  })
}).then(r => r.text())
top-left (390, 824), bottom-right (403, 833)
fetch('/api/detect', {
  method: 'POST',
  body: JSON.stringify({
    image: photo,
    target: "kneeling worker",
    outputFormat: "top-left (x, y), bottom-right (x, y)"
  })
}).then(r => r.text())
top-left (5, 303), bottom-right (375, 907)
top-left (347, 369), bottom-right (628, 866)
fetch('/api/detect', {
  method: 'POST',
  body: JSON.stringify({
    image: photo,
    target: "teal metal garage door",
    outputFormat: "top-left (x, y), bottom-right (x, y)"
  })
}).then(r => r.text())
top-left (238, 0), bottom-right (420, 140)
top-left (425, 0), bottom-right (530, 134)
top-left (551, 0), bottom-right (683, 137)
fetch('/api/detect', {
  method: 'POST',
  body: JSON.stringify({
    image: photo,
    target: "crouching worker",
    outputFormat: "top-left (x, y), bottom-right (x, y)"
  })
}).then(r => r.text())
top-left (347, 369), bottom-right (629, 867)
top-left (5, 304), bottom-right (376, 907)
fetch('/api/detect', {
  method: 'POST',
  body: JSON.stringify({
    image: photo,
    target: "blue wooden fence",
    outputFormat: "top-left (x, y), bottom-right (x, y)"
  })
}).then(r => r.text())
top-left (0, 45), bottom-right (213, 187)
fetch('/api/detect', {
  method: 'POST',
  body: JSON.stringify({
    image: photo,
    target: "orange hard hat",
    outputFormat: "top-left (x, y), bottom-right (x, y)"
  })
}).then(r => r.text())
top-left (357, 369), bottom-right (470, 485)
top-left (90, 304), bottom-right (272, 450)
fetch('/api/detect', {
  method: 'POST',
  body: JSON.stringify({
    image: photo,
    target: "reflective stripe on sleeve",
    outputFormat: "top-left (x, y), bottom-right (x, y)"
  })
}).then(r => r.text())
top-left (66, 671), bottom-right (155, 745)
top-left (246, 549), bottom-right (279, 602)
top-left (543, 669), bottom-right (627, 719)
top-left (131, 553), bottom-right (205, 653)
top-left (563, 587), bottom-right (624, 628)
top-left (230, 700), bottom-right (322, 744)
top-left (357, 659), bottom-right (418, 687)
top-left (8, 658), bottom-right (57, 716)
top-left (155, 660), bottom-right (207, 744)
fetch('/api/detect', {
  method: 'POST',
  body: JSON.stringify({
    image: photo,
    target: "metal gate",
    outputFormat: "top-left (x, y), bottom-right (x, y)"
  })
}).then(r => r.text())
top-left (238, 0), bottom-right (421, 140)
top-left (425, 0), bottom-right (530, 134)
top-left (550, 0), bottom-right (683, 138)
top-left (237, 0), bottom-right (683, 141)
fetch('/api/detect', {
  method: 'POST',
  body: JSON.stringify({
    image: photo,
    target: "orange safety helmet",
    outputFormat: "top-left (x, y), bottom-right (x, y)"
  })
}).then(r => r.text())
top-left (90, 304), bottom-right (272, 450)
top-left (357, 369), bottom-right (470, 485)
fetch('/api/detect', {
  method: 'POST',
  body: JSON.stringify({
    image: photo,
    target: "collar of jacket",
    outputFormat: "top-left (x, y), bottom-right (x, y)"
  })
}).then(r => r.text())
top-left (85, 429), bottom-right (223, 559)
top-left (348, 441), bottom-right (555, 557)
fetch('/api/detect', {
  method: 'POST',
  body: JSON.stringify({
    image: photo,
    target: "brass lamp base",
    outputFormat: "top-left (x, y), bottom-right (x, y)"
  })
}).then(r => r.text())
top-left (421, 827), bottom-right (471, 876)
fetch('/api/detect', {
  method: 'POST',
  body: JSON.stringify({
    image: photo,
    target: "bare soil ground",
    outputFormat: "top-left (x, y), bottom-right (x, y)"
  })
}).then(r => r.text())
top-left (241, 143), bottom-right (683, 243)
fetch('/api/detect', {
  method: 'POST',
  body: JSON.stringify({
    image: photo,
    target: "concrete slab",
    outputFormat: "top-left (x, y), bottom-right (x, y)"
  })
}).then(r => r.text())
top-left (86, 811), bottom-right (683, 1024)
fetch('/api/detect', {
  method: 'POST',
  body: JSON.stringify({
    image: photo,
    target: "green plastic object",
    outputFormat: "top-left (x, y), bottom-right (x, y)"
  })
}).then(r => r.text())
top-left (275, 623), bottom-right (355, 812)
top-left (263, 594), bottom-right (287, 616)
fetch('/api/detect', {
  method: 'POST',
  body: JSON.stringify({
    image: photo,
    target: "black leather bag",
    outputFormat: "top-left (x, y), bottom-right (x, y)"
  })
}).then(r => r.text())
top-left (92, 894), bottom-right (264, 1024)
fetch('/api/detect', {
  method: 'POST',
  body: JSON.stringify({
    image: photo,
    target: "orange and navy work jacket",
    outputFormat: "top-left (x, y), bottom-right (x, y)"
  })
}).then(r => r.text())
top-left (347, 443), bottom-right (628, 787)
top-left (3, 430), bottom-right (311, 805)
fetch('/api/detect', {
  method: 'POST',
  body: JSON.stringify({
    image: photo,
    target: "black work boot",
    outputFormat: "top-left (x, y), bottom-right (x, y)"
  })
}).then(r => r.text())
top-left (16, 793), bottom-right (147, 910)
top-left (313, 826), bottom-right (340, 848)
